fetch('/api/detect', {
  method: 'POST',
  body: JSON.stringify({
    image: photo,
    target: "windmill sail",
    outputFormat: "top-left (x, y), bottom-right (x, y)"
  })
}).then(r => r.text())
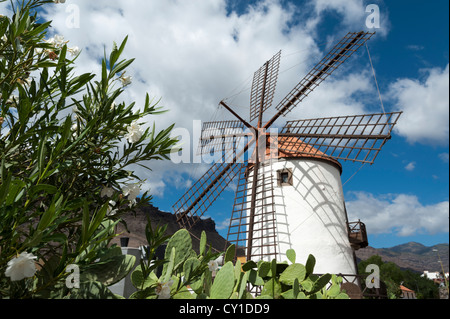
top-left (173, 161), bottom-right (243, 230)
top-left (197, 120), bottom-right (248, 161)
top-left (226, 162), bottom-right (277, 261)
top-left (250, 50), bottom-right (282, 122)
top-left (265, 31), bottom-right (375, 128)
top-left (279, 112), bottom-right (402, 164)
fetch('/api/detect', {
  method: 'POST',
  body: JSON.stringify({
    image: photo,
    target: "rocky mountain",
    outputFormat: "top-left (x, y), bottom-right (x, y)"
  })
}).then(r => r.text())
top-left (355, 242), bottom-right (449, 273)
top-left (110, 204), bottom-right (230, 254)
top-left (113, 204), bottom-right (449, 274)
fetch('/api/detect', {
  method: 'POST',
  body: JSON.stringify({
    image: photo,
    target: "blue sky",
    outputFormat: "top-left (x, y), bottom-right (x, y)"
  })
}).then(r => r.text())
top-left (157, 0), bottom-right (449, 248)
top-left (2, 0), bottom-right (447, 249)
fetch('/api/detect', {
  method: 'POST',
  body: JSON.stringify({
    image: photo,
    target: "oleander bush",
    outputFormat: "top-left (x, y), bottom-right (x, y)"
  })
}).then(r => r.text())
top-left (0, 0), bottom-right (178, 298)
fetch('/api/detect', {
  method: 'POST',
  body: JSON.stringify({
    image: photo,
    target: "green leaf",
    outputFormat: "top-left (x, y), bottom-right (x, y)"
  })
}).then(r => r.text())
top-left (199, 231), bottom-right (207, 256)
top-left (82, 254), bottom-right (136, 286)
top-left (281, 289), bottom-right (295, 299)
top-left (248, 269), bottom-right (264, 286)
top-left (224, 244), bottom-right (235, 264)
top-left (101, 58), bottom-right (108, 91)
top-left (131, 264), bottom-right (158, 290)
top-left (335, 292), bottom-right (350, 299)
top-left (237, 271), bottom-right (249, 299)
top-left (327, 284), bottom-right (341, 297)
top-left (162, 228), bottom-right (192, 275)
top-left (0, 172), bottom-right (12, 206)
top-left (242, 260), bottom-right (257, 272)
top-left (109, 36), bottom-right (128, 69)
top-left (17, 85), bottom-right (31, 124)
top-left (286, 249), bottom-right (296, 264)
top-left (110, 58), bottom-right (134, 78)
top-left (163, 247), bottom-right (176, 283)
top-left (258, 261), bottom-right (271, 278)
top-left (234, 259), bottom-right (242, 280)
top-left (183, 257), bottom-right (200, 282)
top-left (28, 184), bottom-right (57, 197)
top-left (261, 277), bottom-right (282, 299)
top-left (81, 201), bottom-right (90, 244)
top-left (297, 291), bottom-right (307, 299)
top-left (293, 278), bottom-right (300, 298)
top-left (87, 202), bottom-right (108, 239)
top-left (37, 134), bottom-right (47, 177)
top-left (54, 116), bottom-right (73, 155)
top-left (16, 9), bottom-right (30, 35)
top-left (279, 263), bottom-right (307, 286)
top-left (37, 193), bottom-right (63, 231)
top-left (172, 286), bottom-right (195, 299)
top-left (300, 278), bottom-right (313, 292)
top-left (56, 44), bottom-right (67, 73)
top-left (305, 254), bottom-right (316, 276)
top-left (5, 179), bottom-right (26, 206)
top-left (311, 274), bottom-right (332, 295)
top-left (210, 261), bottom-right (235, 299)
top-left (68, 281), bottom-right (117, 299)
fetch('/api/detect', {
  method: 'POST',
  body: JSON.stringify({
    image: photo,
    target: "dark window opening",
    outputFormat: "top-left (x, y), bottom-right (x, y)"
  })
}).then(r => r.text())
top-left (277, 168), bottom-right (293, 186)
top-left (281, 172), bottom-right (289, 184)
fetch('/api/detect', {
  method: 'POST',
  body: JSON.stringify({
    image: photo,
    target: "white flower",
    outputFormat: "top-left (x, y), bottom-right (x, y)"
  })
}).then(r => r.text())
top-left (71, 122), bottom-right (78, 138)
top-left (107, 200), bottom-right (118, 216)
top-left (124, 121), bottom-right (143, 144)
top-left (6, 95), bottom-right (18, 106)
top-left (17, 77), bottom-right (32, 87)
top-left (1, 35), bottom-right (7, 42)
top-left (5, 252), bottom-right (37, 281)
top-left (122, 182), bottom-right (141, 207)
top-left (119, 74), bottom-right (132, 87)
top-left (68, 46), bottom-right (80, 56)
top-left (208, 260), bottom-right (219, 272)
top-left (156, 280), bottom-right (173, 299)
top-left (100, 186), bottom-right (114, 198)
top-left (45, 34), bottom-right (66, 48)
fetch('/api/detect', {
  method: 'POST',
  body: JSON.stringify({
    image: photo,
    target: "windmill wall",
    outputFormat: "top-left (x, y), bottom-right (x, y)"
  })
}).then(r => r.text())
top-left (247, 157), bottom-right (357, 276)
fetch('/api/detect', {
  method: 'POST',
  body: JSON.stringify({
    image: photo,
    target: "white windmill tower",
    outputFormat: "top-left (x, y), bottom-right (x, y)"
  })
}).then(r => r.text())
top-left (172, 31), bottom-right (402, 277)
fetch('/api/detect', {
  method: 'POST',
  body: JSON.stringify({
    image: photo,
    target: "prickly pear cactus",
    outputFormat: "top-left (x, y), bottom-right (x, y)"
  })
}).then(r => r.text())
top-left (210, 261), bottom-right (235, 299)
top-left (162, 229), bottom-right (192, 276)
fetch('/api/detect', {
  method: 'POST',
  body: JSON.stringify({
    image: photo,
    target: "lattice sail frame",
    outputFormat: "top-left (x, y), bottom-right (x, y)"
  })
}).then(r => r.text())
top-left (279, 112), bottom-right (402, 164)
top-left (273, 31), bottom-right (375, 119)
top-left (173, 161), bottom-right (243, 229)
top-left (250, 50), bottom-right (281, 122)
top-left (197, 120), bottom-right (247, 161)
top-left (226, 162), bottom-right (277, 261)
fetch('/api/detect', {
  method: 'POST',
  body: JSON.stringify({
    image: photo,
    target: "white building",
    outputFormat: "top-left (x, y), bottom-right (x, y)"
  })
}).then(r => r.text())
top-left (244, 136), bottom-right (366, 275)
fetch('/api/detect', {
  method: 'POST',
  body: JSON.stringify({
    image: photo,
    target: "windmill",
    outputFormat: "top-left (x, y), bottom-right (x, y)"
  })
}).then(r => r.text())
top-left (172, 31), bottom-right (402, 276)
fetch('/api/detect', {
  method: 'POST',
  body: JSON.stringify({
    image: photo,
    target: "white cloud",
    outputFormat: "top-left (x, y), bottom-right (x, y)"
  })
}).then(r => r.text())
top-left (405, 162), bottom-right (415, 171)
top-left (215, 218), bottom-right (231, 231)
top-left (20, 0), bottom-right (395, 199)
top-left (389, 64), bottom-right (450, 145)
top-left (439, 153), bottom-right (449, 163)
top-left (311, 0), bottom-right (390, 37)
top-left (286, 70), bottom-right (374, 121)
top-left (33, 1), bottom-right (327, 194)
top-left (346, 192), bottom-right (449, 237)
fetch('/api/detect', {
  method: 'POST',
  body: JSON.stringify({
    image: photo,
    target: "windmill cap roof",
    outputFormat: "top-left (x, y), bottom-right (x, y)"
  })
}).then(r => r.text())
top-left (262, 135), bottom-right (342, 172)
